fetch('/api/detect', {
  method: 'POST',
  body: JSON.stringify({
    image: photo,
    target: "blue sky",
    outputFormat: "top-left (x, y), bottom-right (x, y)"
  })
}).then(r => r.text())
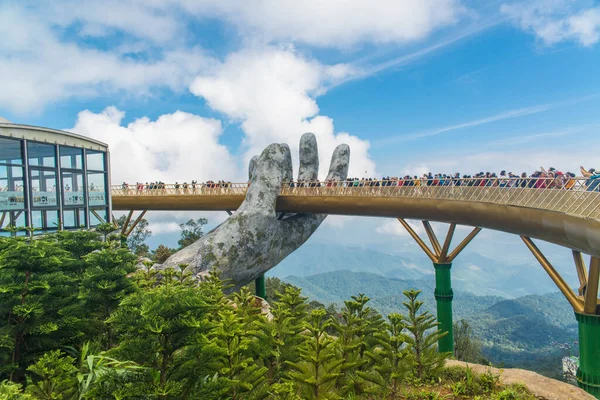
top-left (1, 0), bottom-right (599, 271)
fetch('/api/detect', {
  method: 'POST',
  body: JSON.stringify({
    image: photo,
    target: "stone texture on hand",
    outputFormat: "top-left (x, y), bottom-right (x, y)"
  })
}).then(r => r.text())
top-left (160, 133), bottom-right (350, 290)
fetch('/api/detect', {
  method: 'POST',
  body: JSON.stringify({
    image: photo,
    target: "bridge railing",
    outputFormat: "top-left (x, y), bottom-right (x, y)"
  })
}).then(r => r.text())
top-left (111, 177), bottom-right (600, 220)
top-left (111, 183), bottom-right (249, 197)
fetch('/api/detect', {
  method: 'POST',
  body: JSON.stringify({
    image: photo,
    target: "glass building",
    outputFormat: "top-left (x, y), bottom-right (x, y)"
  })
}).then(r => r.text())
top-left (0, 118), bottom-right (111, 236)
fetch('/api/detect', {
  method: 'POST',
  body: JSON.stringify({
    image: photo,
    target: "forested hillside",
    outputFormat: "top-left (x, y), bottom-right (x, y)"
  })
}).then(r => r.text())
top-left (0, 230), bottom-right (538, 399)
top-left (283, 271), bottom-right (578, 379)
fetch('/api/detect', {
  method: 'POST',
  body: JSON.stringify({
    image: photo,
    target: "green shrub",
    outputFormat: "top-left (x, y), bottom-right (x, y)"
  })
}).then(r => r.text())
top-left (494, 383), bottom-right (536, 400)
top-left (0, 380), bottom-right (31, 399)
top-left (440, 365), bottom-right (469, 382)
top-left (480, 368), bottom-right (500, 394)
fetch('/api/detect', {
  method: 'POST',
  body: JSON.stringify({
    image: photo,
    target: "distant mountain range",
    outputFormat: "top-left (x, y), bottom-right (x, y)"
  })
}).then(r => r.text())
top-left (268, 244), bottom-right (579, 379)
top-left (269, 243), bottom-right (580, 298)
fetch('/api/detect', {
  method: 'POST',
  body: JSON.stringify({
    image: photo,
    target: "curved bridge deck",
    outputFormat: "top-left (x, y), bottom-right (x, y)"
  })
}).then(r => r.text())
top-left (111, 178), bottom-right (600, 257)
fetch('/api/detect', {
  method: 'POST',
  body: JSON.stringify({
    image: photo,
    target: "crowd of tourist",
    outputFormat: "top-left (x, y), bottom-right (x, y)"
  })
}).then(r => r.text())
top-left (123, 180), bottom-right (234, 194)
top-left (340, 166), bottom-right (595, 190)
top-left (118, 165), bottom-right (600, 194)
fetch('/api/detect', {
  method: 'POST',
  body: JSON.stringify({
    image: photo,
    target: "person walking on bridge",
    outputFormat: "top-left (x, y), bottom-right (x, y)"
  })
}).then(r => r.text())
top-left (581, 166), bottom-right (600, 192)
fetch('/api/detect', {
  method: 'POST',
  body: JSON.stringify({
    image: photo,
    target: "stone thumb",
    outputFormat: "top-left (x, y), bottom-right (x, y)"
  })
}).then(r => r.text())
top-left (239, 143), bottom-right (287, 215)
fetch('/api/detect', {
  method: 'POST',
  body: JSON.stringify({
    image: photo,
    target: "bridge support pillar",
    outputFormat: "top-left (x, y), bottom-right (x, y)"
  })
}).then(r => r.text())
top-left (398, 219), bottom-right (481, 355)
top-left (522, 241), bottom-right (600, 397)
top-left (434, 262), bottom-right (454, 353)
top-left (576, 312), bottom-right (600, 398)
top-left (255, 274), bottom-right (266, 299)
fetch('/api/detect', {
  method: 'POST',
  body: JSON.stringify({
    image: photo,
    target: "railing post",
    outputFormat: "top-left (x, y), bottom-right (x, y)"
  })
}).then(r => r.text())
top-left (434, 262), bottom-right (454, 353)
top-left (255, 274), bottom-right (266, 299)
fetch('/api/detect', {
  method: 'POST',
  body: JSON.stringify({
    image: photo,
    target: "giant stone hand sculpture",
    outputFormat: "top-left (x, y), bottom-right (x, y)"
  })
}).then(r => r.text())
top-left (160, 133), bottom-right (350, 291)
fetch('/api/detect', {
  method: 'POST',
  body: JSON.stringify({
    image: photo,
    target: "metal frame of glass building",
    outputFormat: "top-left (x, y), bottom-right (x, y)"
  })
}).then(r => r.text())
top-left (0, 119), bottom-right (111, 236)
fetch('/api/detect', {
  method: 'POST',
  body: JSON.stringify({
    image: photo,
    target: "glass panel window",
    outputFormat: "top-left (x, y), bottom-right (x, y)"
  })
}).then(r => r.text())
top-left (31, 210), bottom-right (59, 230)
top-left (65, 209), bottom-right (87, 229)
top-left (60, 146), bottom-right (83, 169)
top-left (30, 169), bottom-right (57, 207)
top-left (87, 172), bottom-right (107, 206)
top-left (86, 150), bottom-right (106, 171)
top-left (89, 208), bottom-right (107, 226)
top-left (45, 209), bottom-right (59, 229)
top-left (63, 209), bottom-right (77, 229)
top-left (0, 166), bottom-right (25, 211)
top-left (78, 209), bottom-right (86, 227)
top-left (31, 210), bottom-right (42, 229)
top-left (0, 137), bottom-right (23, 164)
top-left (0, 210), bottom-right (26, 229)
top-left (62, 171), bottom-right (85, 206)
top-left (27, 142), bottom-right (56, 167)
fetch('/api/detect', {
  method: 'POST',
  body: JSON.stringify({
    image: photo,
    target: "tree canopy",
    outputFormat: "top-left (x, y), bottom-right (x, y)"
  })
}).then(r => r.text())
top-left (0, 229), bottom-right (535, 400)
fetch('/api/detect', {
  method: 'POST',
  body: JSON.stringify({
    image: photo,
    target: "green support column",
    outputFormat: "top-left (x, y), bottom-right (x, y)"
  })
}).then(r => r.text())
top-left (255, 274), bottom-right (266, 299)
top-left (576, 312), bottom-right (600, 398)
top-left (434, 262), bottom-right (454, 354)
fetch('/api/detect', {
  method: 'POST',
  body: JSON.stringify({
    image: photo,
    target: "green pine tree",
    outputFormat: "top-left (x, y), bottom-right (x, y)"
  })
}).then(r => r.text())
top-left (358, 313), bottom-right (409, 399)
top-left (401, 289), bottom-right (450, 381)
top-left (210, 300), bottom-right (268, 399)
top-left (106, 278), bottom-right (217, 398)
top-left (453, 319), bottom-right (487, 363)
top-left (78, 247), bottom-right (137, 348)
top-left (0, 237), bottom-right (78, 382)
top-left (24, 350), bottom-right (78, 400)
top-left (270, 286), bottom-right (308, 378)
top-left (285, 309), bottom-right (343, 400)
top-left (331, 293), bottom-right (384, 397)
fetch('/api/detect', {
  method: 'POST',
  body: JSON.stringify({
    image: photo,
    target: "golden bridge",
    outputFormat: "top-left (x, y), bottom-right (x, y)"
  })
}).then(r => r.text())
top-left (112, 177), bottom-right (600, 396)
top-left (112, 178), bottom-right (600, 258)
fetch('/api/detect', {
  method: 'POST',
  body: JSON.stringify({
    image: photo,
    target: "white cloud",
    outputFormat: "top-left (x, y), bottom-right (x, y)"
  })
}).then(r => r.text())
top-left (0, 2), bottom-right (214, 114)
top-left (173, 0), bottom-right (464, 48)
top-left (190, 47), bottom-right (377, 179)
top-left (377, 219), bottom-right (425, 237)
top-left (68, 106), bottom-right (239, 184)
top-left (32, 0), bottom-right (182, 44)
top-left (29, 0), bottom-right (465, 48)
top-left (147, 221), bottom-right (181, 235)
top-left (0, 1), bottom-right (470, 114)
top-left (502, 2), bottom-right (600, 46)
top-left (323, 215), bottom-right (359, 229)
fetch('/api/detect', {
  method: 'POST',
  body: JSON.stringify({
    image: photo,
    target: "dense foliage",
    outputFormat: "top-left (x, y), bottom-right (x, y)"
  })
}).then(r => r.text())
top-left (0, 231), bottom-right (535, 399)
top-left (286, 270), bottom-right (577, 379)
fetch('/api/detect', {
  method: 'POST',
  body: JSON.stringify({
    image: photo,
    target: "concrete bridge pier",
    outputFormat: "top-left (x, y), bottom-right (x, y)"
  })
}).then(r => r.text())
top-left (398, 219), bottom-right (481, 354)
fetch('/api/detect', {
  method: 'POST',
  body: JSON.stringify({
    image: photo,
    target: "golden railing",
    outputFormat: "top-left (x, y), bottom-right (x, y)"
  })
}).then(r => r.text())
top-left (111, 177), bottom-right (600, 221)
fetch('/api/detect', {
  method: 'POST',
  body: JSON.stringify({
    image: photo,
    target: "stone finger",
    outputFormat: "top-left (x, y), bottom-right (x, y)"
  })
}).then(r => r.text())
top-left (281, 143), bottom-right (293, 183)
top-left (239, 143), bottom-right (286, 215)
top-left (248, 155), bottom-right (259, 180)
top-left (298, 132), bottom-right (319, 182)
top-left (325, 144), bottom-right (350, 181)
